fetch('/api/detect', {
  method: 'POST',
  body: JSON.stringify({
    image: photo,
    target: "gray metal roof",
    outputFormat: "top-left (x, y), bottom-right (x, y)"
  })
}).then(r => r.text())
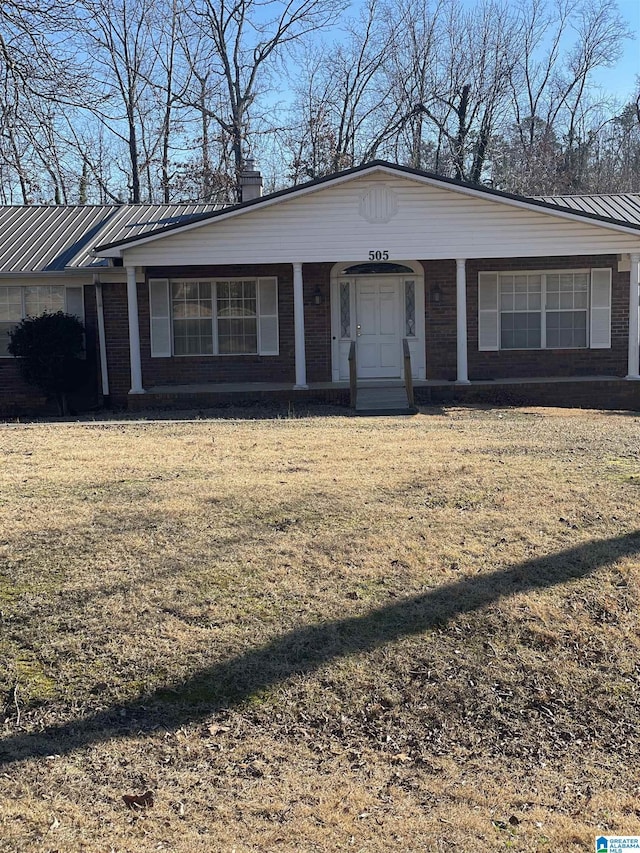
top-left (536, 194), bottom-right (640, 226)
top-left (1, 185), bottom-right (640, 275)
top-left (0, 203), bottom-right (220, 273)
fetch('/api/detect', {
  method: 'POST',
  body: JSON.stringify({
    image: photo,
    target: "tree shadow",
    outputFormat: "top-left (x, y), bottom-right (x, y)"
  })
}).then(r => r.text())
top-left (1, 530), bottom-right (638, 766)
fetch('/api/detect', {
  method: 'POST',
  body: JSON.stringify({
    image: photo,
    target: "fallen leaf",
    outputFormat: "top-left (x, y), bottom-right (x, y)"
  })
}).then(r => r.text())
top-left (207, 724), bottom-right (231, 736)
top-left (122, 791), bottom-right (154, 809)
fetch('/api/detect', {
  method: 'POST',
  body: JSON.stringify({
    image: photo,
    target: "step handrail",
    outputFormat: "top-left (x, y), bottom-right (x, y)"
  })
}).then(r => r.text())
top-left (402, 338), bottom-right (414, 408)
top-left (348, 340), bottom-right (357, 407)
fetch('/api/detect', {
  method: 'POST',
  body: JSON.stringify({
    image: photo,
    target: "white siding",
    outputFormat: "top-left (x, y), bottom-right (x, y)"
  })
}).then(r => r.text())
top-left (122, 173), bottom-right (640, 266)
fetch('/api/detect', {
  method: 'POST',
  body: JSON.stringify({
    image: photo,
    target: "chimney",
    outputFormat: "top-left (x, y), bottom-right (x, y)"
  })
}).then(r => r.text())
top-left (239, 157), bottom-right (263, 202)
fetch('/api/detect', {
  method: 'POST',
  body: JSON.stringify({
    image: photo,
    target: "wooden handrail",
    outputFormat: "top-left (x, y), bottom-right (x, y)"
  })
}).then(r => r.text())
top-left (348, 340), bottom-right (357, 408)
top-left (402, 338), bottom-right (414, 408)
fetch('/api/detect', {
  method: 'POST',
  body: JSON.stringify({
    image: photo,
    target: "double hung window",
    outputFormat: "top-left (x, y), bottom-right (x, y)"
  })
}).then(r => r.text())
top-left (0, 285), bottom-right (84, 356)
top-left (479, 268), bottom-right (611, 351)
top-left (150, 277), bottom-right (279, 357)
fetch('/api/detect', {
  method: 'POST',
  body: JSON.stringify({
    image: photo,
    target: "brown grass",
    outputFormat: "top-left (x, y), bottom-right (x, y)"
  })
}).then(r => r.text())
top-left (1, 404), bottom-right (639, 852)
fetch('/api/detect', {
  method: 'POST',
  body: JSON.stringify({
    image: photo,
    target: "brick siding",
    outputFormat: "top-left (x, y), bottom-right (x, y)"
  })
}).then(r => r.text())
top-left (467, 255), bottom-right (627, 379)
top-left (421, 255), bottom-right (628, 381)
top-left (98, 254), bottom-right (634, 410)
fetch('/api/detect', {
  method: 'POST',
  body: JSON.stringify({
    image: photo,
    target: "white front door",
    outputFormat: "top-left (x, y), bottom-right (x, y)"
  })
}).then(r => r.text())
top-left (356, 277), bottom-right (401, 378)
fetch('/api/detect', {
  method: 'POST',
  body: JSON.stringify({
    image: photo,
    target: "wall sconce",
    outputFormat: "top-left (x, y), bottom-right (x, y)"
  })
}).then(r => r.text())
top-left (431, 283), bottom-right (442, 304)
top-left (313, 285), bottom-right (323, 305)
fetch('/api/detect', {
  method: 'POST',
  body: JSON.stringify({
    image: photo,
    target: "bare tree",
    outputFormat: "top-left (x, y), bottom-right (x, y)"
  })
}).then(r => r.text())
top-left (500, 0), bottom-right (630, 193)
top-left (182, 0), bottom-right (345, 198)
top-left (283, 0), bottom-right (411, 180)
top-left (74, 0), bottom-right (162, 202)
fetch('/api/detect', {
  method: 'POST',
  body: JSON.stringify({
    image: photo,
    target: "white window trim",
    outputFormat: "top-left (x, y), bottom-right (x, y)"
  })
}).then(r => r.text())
top-left (0, 284), bottom-right (85, 358)
top-left (490, 268), bottom-right (592, 352)
top-left (168, 277), bottom-right (279, 357)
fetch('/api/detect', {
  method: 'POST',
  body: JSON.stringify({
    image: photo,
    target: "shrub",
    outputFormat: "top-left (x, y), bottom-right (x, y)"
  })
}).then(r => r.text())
top-left (8, 311), bottom-right (87, 415)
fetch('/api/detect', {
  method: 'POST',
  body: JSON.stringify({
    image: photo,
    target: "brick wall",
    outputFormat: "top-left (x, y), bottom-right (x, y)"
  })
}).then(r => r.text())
top-left (101, 280), bottom-right (134, 406)
top-left (140, 264), bottom-right (296, 388)
top-left (422, 255), bottom-right (628, 381)
top-left (0, 284), bottom-right (100, 416)
top-left (101, 263), bottom-right (336, 406)
top-left (422, 259), bottom-right (458, 380)
top-left (302, 263), bottom-right (333, 382)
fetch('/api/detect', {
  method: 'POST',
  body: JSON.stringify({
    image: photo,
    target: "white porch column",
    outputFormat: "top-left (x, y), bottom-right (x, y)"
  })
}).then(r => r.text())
top-left (456, 258), bottom-right (470, 384)
top-left (126, 265), bottom-right (144, 394)
top-left (626, 253), bottom-right (640, 380)
top-left (293, 262), bottom-right (308, 389)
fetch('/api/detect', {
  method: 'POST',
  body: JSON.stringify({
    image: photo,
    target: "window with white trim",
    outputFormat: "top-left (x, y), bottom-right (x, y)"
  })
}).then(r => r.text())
top-left (478, 268), bottom-right (611, 352)
top-left (150, 277), bottom-right (279, 357)
top-left (0, 284), bottom-right (84, 356)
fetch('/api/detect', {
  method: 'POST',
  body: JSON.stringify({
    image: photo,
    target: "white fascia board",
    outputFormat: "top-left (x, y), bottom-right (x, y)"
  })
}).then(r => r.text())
top-left (0, 270), bottom-right (93, 280)
top-left (0, 269), bottom-right (128, 283)
top-left (94, 164), bottom-right (640, 258)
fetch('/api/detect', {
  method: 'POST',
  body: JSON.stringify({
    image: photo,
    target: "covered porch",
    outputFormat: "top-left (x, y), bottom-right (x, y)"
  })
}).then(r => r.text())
top-left (116, 253), bottom-right (640, 408)
top-left (125, 374), bottom-right (640, 413)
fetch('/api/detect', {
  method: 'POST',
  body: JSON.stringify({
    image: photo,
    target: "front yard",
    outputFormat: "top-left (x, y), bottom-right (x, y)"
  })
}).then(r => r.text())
top-left (1, 405), bottom-right (639, 851)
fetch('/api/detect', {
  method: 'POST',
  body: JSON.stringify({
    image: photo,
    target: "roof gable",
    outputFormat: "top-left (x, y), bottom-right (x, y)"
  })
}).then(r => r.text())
top-left (102, 168), bottom-right (640, 266)
top-left (94, 161), bottom-right (640, 257)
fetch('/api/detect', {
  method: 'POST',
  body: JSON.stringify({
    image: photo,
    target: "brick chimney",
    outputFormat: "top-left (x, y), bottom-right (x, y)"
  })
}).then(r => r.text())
top-left (239, 157), bottom-right (263, 202)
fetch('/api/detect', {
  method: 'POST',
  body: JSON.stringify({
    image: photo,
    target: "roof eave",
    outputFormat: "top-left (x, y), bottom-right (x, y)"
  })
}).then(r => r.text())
top-left (93, 160), bottom-right (640, 255)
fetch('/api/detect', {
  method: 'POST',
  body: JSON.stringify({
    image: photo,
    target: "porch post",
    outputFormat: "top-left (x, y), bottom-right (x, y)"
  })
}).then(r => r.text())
top-left (126, 265), bottom-right (144, 394)
top-left (293, 262), bottom-right (308, 389)
top-left (456, 258), bottom-right (470, 384)
top-left (626, 253), bottom-right (640, 380)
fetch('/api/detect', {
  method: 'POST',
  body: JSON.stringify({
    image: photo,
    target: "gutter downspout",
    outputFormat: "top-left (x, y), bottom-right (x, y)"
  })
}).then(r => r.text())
top-left (94, 275), bottom-right (111, 404)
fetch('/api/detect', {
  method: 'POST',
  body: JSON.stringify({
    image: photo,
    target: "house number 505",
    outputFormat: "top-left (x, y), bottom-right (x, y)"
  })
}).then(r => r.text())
top-left (368, 250), bottom-right (389, 260)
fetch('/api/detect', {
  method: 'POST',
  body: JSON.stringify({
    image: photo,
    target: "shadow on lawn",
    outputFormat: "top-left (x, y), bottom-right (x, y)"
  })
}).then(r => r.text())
top-left (1, 530), bottom-right (639, 765)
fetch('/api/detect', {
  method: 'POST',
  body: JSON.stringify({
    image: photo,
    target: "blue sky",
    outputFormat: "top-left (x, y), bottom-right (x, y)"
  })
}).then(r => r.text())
top-left (460, 0), bottom-right (640, 102)
top-left (599, 0), bottom-right (640, 101)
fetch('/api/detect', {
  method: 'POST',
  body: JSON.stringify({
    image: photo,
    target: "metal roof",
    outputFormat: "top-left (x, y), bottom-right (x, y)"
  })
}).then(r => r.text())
top-left (536, 194), bottom-right (640, 226)
top-left (0, 203), bottom-right (220, 273)
top-left (1, 179), bottom-right (640, 275)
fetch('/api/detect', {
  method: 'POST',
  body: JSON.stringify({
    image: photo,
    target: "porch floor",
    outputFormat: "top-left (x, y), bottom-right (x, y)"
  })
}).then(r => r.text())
top-left (143, 374), bottom-right (628, 395)
top-left (126, 376), bottom-right (639, 413)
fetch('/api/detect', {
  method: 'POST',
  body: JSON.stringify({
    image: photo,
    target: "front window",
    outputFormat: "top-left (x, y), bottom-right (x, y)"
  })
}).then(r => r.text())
top-left (161, 277), bottom-right (277, 357)
top-left (172, 281), bottom-right (213, 355)
top-left (216, 280), bottom-right (258, 354)
top-left (498, 270), bottom-right (588, 350)
top-left (545, 273), bottom-right (588, 348)
top-left (0, 285), bottom-right (83, 356)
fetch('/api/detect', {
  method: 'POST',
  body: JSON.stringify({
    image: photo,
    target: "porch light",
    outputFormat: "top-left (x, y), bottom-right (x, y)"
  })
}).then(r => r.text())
top-left (431, 283), bottom-right (442, 304)
top-left (313, 285), bottom-right (323, 305)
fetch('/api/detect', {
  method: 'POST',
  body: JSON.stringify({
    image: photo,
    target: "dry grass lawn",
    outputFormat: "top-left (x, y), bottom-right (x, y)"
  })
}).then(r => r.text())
top-left (0, 404), bottom-right (639, 852)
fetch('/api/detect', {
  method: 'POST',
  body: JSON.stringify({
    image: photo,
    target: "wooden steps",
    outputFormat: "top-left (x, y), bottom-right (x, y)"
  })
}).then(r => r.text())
top-left (355, 383), bottom-right (415, 415)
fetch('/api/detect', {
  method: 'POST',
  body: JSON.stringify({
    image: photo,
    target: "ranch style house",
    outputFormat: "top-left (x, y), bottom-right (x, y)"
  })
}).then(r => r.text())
top-left (1, 160), bottom-right (640, 415)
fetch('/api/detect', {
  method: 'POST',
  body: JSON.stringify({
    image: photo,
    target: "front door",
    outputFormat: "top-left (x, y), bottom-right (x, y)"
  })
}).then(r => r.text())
top-left (356, 278), bottom-right (401, 378)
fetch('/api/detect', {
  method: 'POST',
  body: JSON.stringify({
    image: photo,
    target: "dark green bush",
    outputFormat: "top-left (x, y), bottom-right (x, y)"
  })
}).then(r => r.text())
top-left (8, 311), bottom-right (87, 414)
